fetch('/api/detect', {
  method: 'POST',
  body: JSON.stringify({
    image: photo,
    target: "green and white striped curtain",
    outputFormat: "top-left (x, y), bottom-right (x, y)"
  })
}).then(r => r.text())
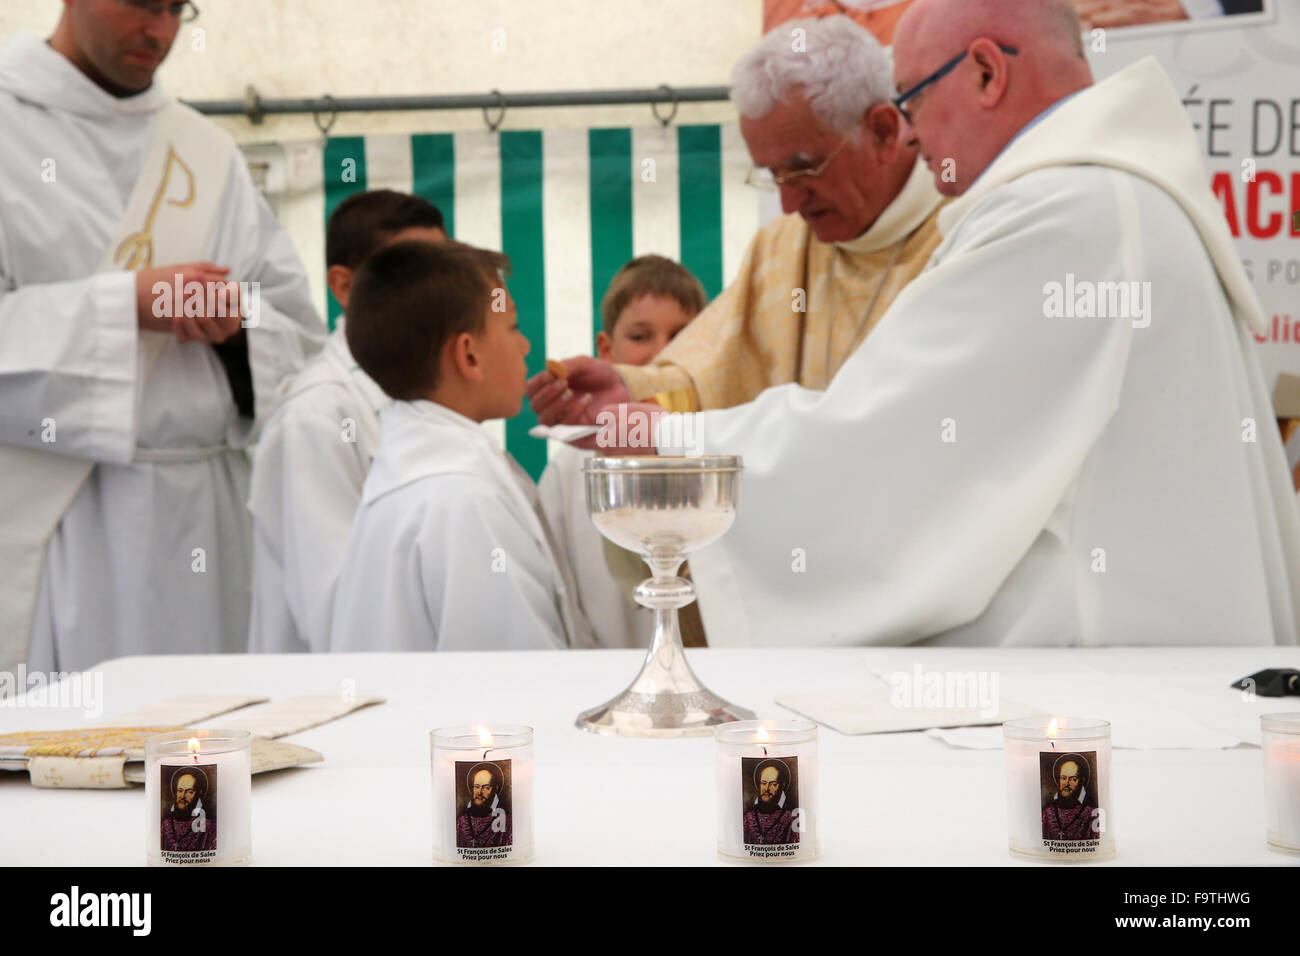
top-left (295, 124), bottom-right (760, 480)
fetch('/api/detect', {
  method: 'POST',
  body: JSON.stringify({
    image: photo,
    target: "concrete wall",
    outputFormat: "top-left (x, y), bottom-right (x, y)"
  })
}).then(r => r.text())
top-left (0, 0), bottom-right (763, 144)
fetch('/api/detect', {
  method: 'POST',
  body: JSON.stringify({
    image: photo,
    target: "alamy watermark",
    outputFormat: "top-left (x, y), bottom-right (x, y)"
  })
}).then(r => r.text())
top-left (594, 407), bottom-right (701, 453)
top-left (1042, 273), bottom-right (1151, 329)
top-left (888, 664), bottom-right (1000, 719)
top-left (50, 886), bottom-right (150, 936)
top-left (0, 665), bottom-right (103, 718)
top-left (152, 275), bottom-right (261, 328)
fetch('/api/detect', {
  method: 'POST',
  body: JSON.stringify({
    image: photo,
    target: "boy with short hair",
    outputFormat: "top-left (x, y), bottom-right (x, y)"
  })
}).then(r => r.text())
top-left (330, 240), bottom-right (592, 652)
top-left (537, 255), bottom-right (707, 649)
top-left (247, 190), bottom-right (445, 653)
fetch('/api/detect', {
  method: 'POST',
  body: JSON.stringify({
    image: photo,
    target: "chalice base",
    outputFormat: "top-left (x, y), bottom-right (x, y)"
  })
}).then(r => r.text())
top-left (577, 685), bottom-right (756, 738)
top-left (577, 599), bottom-right (754, 738)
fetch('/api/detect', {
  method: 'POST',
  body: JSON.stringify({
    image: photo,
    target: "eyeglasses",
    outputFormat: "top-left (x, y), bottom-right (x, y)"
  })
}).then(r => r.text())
top-left (118, 0), bottom-right (201, 22)
top-left (893, 44), bottom-right (1018, 123)
top-left (744, 138), bottom-right (850, 192)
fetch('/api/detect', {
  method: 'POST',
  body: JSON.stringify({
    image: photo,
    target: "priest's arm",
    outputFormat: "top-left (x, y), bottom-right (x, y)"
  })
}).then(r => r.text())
top-left (0, 215), bottom-right (142, 463)
top-left (613, 222), bottom-right (776, 413)
top-left (614, 283), bottom-right (733, 412)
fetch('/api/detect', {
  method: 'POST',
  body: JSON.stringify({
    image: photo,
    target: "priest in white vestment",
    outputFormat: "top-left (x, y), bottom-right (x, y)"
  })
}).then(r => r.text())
top-left (247, 191), bottom-right (445, 654)
top-left (535, 0), bottom-right (1300, 647)
top-left (0, 4), bottom-right (324, 675)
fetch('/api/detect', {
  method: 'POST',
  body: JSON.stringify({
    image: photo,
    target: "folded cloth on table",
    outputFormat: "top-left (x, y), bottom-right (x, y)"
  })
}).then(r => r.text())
top-left (0, 726), bottom-right (322, 789)
top-left (776, 690), bottom-right (1037, 735)
top-left (214, 694), bottom-right (384, 738)
top-left (92, 693), bottom-right (269, 727)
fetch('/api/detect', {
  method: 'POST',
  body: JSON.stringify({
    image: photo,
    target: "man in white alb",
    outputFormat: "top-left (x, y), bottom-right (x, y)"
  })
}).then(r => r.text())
top-left (0, 0), bottom-right (325, 675)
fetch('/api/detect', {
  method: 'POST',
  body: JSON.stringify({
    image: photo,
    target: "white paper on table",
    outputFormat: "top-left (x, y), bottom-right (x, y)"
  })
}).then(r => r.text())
top-left (865, 661), bottom-right (1244, 750)
top-left (925, 717), bottom-right (1241, 751)
top-left (925, 727), bottom-right (1006, 750)
top-left (528, 424), bottom-right (598, 443)
top-left (776, 690), bottom-right (1038, 735)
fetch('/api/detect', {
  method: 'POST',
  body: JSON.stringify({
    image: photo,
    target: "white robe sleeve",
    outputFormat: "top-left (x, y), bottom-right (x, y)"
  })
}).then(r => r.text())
top-left (536, 454), bottom-right (572, 571)
top-left (208, 151), bottom-right (326, 442)
top-left (251, 391), bottom-right (368, 652)
top-left (426, 480), bottom-right (568, 651)
top-left (675, 168), bottom-right (1138, 644)
top-left (0, 214), bottom-right (139, 463)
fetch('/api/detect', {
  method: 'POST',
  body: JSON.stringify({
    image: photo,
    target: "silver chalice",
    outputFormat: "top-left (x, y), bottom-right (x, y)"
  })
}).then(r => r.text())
top-left (577, 455), bottom-right (755, 737)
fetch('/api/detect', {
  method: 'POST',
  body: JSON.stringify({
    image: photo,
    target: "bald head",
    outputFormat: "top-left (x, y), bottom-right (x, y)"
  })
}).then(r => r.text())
top-left (894, 0), bottom-right (1093, 197)
top-left (899, 0), bottom-right (1086, 61)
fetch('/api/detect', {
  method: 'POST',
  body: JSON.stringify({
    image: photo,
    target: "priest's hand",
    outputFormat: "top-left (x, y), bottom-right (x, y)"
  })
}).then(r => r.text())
top-left (569, 401), bottom-right (663, 455)
top-left (526, 356), bottom-right (632, 426)
top-left (135, 262), bottom-right (246, 345)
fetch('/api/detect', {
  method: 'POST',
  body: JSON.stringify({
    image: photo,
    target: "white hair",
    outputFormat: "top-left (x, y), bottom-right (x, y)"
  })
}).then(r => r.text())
top-left (730, 15), bottom-right (896, 137)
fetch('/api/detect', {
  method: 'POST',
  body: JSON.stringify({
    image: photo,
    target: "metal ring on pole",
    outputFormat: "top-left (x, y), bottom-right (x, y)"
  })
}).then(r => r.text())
top-left (312, 94), bottom-right (339, 139)
top-left (483, 89), bottom-right (507, 133)
top-left (651, 84), bottom-right (678, 127)
top-left (242, 84), bottom-right (264, 125)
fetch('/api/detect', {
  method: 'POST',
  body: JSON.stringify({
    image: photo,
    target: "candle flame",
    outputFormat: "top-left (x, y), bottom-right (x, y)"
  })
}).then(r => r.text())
top-left (187, 737), bottom-right (201, 755)
top-left (475, 725), bottom-right (494, 748)
top-left (755, 725), bottom-right (770, 743)
top-left (1047, 718), bottom-right (1059, 738)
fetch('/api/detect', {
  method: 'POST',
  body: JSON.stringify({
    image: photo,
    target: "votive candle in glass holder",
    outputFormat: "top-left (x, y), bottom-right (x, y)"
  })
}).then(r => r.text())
top-left (1261, 712), bottom-right (1300, 856)
top-left (145, 729), bottom-right (251, 867)
top-left (431, 724), bottom-right (533, 865)
top-left (715, 718), bottom-right (819, 863)
top-left (1003, 716), bottom-right (1114, 863)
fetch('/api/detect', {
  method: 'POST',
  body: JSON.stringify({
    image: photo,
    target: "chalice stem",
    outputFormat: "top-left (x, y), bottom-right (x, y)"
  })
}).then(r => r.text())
top-left (628, 565), bottom-right (705, 696)
top-left (635, 605), bottom-right (691, 694)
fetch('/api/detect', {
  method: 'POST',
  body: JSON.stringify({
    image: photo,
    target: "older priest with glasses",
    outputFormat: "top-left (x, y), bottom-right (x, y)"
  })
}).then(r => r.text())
top-left (0, 0), bottom-right (325, 676)
top-left (528, 14), bottom-right (944, 417)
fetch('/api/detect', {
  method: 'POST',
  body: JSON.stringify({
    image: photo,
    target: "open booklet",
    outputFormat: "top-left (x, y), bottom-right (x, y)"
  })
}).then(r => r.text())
top-left (0, 691), bottom-right (384, 789)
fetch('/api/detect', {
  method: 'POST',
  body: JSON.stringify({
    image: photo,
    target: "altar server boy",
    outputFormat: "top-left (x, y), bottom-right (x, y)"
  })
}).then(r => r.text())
top-left (247, 191), bottom-right (445, 653)
top-left (330, 240), bottom-right (593, 651)
top-left (537, 256), bottom-right (705, 648)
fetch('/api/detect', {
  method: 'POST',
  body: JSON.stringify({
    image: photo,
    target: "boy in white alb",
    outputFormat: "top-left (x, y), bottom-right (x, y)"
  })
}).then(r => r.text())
top-left (537, 256), bottom-right (705, 648)
top-left (330, 240), bottom-right (592, 652)
top-left (247, 191), bottom-right (446, 652)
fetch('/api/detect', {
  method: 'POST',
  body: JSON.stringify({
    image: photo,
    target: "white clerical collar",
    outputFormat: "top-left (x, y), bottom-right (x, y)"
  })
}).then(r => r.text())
top-left (400, 398), bottom-right (489, 437)
top-left (833, 157), bottom-right (943, 254)
top-left (0, 34), bottom-right (170, 118)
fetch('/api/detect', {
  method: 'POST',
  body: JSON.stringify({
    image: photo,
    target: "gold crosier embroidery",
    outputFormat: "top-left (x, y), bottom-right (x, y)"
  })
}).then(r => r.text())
top-left (113, 143), bottom-right (197, 270)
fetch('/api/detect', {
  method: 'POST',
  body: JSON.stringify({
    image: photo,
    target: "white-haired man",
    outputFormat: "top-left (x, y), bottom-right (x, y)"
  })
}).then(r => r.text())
top-left (529, 15), bottom-right (942, 416)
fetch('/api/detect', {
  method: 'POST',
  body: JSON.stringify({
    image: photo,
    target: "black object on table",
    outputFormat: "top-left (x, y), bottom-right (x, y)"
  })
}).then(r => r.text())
top-left (1230, 668), bottom-right (1300, 697)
